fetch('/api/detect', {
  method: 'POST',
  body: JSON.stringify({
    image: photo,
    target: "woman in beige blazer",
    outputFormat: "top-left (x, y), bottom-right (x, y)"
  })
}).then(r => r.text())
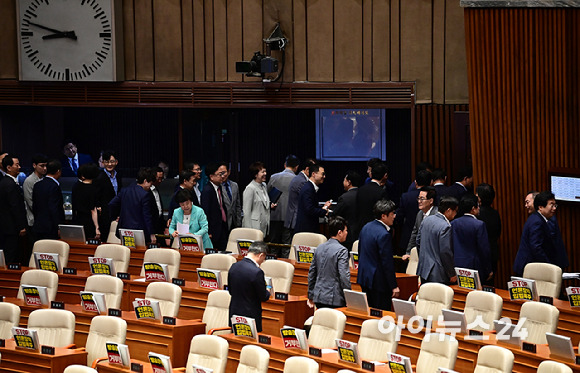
top-left (242, 162), bottom-right (275, 236)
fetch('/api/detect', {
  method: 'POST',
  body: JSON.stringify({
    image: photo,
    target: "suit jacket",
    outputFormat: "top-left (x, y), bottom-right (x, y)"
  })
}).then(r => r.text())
top-left (228, 257), bottom-right (271, 332)
top-left (332, 187), bottom-right (358, 246)
top-left (60, 153), bottom-right (94, 177)
top-left (201, 182), bottom-right (228, 246)
top-left (355, 181), bottom-right (389, 239)
top-left (308, 238), bottom-right (351, 307)
top-left (95, 169), bottom-right (122, 235)
top-left (168, 205), bottom-right (213, 249)
top-left (108, 183), bottom-right (154, 238)
top-left (416, 213), bottom-right (455, 283)
top-left (514, 212), bottom-right (568, 276)
top-left (222, 180), bottom-right (242, 230)
top-left (0, 175), bottom-right (26, 235)
top-left (294, 181), bottom-right (326, 234)
top-left (434, 184), bottom-right (448, 205)
top-left (284, 172), bottom-right (309, 229)
top-left (395, 189), bottom-right (420, 250)
top-left (356, 220), bottom-right (398, 292)
top-left (32, 177), bottom-right (64, 237)
top-left (478, 206), bottom-right (501, 264)
top-left (267, 169), bottom-right (295, 221)
top-left (451, 215), bottom-right (492, 277)
top-left (167, 186), bottom-right (200, 223)
top-left (443, 182), bottom-right (468, 200)
top-left (406, 206), bottom-right (438, 254)
top-left (242, 181), bottom-right (270, 236)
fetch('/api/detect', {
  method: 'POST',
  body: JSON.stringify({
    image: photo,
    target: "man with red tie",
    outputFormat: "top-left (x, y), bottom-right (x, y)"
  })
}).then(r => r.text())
top-left (201, 162), bottom-right (229, 251)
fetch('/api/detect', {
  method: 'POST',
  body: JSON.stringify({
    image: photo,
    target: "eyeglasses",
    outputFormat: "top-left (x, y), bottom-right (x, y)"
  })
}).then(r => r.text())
top-left (103, 160), bottom-right (118, 165)
top-left (214, 171), bottom-right (227, 177)
top-left (417, 197), bottom-right (428, 201)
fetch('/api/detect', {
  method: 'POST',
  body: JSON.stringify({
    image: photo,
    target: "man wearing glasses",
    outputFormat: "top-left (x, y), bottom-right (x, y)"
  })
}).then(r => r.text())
top-left (402, 186), bottom-right (438, 260)
top-left (95, 150), bottom-right (121, 240)
top-left (201, 162), bottom-right (229, 251)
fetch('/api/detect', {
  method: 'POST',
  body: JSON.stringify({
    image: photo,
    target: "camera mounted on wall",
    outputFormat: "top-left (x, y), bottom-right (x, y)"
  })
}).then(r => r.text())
top-left (236, 23), bottom-right (288, 82)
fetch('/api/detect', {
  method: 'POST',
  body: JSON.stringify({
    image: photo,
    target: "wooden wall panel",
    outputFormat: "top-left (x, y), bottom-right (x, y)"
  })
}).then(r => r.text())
top-left (465, 7), bottom-right (580, 286)
top-left (0, 0), bottom-right (18, 79)
top-left (361, 0), bottom-right (372, 81)
top-left (203, 0), bottom-right (214, 81)
top-left (193, 0), bottom-right (205, 81)
top-left (122, 0), bottom-right (136, 80)
top-left (444, 0), bottom-right (467, 104)
top-left (307, 0), bottom-right (334, 81)
top-left (293, 0), bottom-right (308, 81)
top-left (241, 0), bottom-right (262, 83)
top-left (226, 0), bottom-right (243, 82)
top-left (334, 0), bottom-right (363, 82)
top-left (154, 0), bottom-right (183, 81)
top-left (372, 0), bottom-right (390, 81)
top-left (432, 0), bottom-right (445, 103)
top-left (182, 0), bottom-right (194, 81)
top-left (263, 0), bottom-right (294, 83)
top-left (213, 0), bottom-right (227, 81)
top-left (134, 0), bottom-right (154, 80)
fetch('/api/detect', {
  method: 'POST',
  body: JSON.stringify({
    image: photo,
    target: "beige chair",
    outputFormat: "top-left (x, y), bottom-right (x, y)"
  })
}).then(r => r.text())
top-left (145, 282), bottom-right (182, 317)
top-left (29, 239), bottom-right (70, 269)
top-left (0, 303), bottom-right (21, 339)
top-left (28, 309), bottom-right (75, 348)
top-left (184, 334), bottom-right (229, 373)
top-left (537, 361), bottom-right (573, 373)
top-left (140, 248), bottom-right (181, 280)
top-left (236, 344), bottom-right (270, 373)
top-left (202, 290), bottom-right (232, 335)
top-left (351, 240), bottom-right (359, 253)
top-left (337, 370), bottom-right (358, 373)
top-left (406, 247), bottom-right (419, 276)
top-left (464, 290), bottom-right (503, 332)
top-left (226, 227), bottom-right (264, 254)
top-left (261, 260), bottom-right (294, 294)
top-left (64, 366), bottom-right (98, 373)
top-left (289, 232), bottom-right (327, 261)
top-left (17, 269), bottom-right (59, 302)
top-left (523, 262), bottom-right (563, 298)
top-left (84, 315), bottom-right (127, 367)
top-left (519, 301), bottom-right (559, 344)
top-left (200, 253), bottom-right (237, 287)
top-left (415, 283), bottom-right (453, 320)
top-left (308, 308), bottom-right (346, 349)
top-left (416, 333), bottom-right (458, 373)
top-left (93, 244), bottom-right (131, 273)
top-left (106, 220), bottom-right (121, 244)
top-left (84, 275), bottom-right (124, 310)
top-left (283, 356), bottom-right (319, 373)
top-left (474, 345), bottom-right (514, 373)
top-left (358, 319), bottom-right (398, 361)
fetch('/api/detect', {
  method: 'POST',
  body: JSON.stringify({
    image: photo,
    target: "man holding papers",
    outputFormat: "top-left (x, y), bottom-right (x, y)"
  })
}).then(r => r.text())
top-left (169, 189), bottom-right (213, 249)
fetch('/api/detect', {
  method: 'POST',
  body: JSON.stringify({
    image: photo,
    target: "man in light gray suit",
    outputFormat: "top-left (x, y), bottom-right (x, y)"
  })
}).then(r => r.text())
top-left (403, 186), bottom-right (438, 259)
top-left (267, 155), bottom-right (299, 253)
top-left (416, 196), bottom-right (459, 284)
top-left (284, 158), bottom-right (317, 236)
top-left (221, 162), bottom-right (242, 232)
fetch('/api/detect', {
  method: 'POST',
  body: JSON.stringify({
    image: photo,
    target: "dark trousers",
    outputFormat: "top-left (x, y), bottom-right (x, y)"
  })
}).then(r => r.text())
top-left (0, 234), bottom-right (21, 264)
top-left (361, 285), bottom-right (392, 311)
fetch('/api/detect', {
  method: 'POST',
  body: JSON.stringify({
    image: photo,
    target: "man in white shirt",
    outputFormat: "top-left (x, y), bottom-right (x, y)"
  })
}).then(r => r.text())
top-left (403, 186), bottom-right (438, 259)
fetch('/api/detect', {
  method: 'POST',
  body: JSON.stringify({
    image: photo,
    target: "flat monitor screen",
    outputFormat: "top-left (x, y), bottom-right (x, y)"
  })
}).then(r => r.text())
top-left (549, 168), bottom-right (580, 203)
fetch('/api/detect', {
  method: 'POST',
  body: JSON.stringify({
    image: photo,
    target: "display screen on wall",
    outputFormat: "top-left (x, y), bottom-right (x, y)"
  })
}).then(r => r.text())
top-left (549, 168), bottom-right (580, 203)
top-left (316, 109), bottom-right (386, 161)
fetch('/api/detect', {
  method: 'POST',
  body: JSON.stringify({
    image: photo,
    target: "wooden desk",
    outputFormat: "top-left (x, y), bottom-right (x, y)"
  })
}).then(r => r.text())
top-left (0, 339), bottom-right (87, 373)
top-left (96, 359), bottom-right (154, 373)
top-left (68, 243), bottom-right (147, 276)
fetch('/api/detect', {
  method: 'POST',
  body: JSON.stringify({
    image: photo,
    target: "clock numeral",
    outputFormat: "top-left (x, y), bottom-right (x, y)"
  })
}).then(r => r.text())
top-left (21, 31), bottom-right (33, 37)
top-left (99, 32), bottom-right (111, 38)
top-left (65, 68), bottom-right (70, 81)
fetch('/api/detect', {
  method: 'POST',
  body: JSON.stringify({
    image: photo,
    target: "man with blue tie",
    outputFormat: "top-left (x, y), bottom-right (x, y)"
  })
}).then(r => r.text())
top-left (61, 141), bottom-right (94, 177)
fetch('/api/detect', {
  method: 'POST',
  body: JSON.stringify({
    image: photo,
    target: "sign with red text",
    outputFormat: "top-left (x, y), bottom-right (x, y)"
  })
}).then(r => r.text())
top-left (294, 245), bottom-right (316, 264)
top-left (133, 298), bottom-right (161, 320)
top-left (336, 339), bottom-right (360, 365)
top-left (143, 262), bottom-right (169, 282)
top-left (34, 252), bottom-right (60, 272)
top-left (12, 327), bottom-right (40, 350)
top-left (231, 315), bottom-right (257, 340)
top-left (455, 267), bottom-right (481, 290)
top-left (388, 353), bottom-right (413, 373)
top-left (197, 268), bottom-right (222, 290)
top-left (88, 256), bottom-right (115, 275)
top-left (566, 287), bottom-right (580, 307)
top-left (280, 326), bottom-right (308, 350)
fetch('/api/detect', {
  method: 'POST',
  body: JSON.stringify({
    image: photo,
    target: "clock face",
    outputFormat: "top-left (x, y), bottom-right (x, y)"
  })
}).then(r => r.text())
top-left (17, 0), bottom-right (121, 81)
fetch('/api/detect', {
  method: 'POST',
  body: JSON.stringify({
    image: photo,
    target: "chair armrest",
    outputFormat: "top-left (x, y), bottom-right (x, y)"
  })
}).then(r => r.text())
top-left (173, 368), bottom-right (187, 372)
top-left (208, 327), bottom-right (232, 335)
top-left (91, 357), bottom-right (109, 369)
top-left (408, 292), bottom-right (418, 302)
top-left (64, 343), bottom-right (76, 349)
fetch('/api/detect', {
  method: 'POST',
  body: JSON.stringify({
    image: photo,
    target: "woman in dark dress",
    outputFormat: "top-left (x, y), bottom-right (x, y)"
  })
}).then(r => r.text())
top-left (72, 163), bottom-right (102, 239)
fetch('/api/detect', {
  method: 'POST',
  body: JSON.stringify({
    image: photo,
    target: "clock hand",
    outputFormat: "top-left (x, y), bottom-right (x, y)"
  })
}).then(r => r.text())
top-left (42, 31), bottom-right (78, 40)
top-left (28, 21), bottom-right (66, 35)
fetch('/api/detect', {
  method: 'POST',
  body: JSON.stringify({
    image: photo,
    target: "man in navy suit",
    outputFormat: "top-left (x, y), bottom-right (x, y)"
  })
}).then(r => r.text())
top-left (357, 200), bottom-right (400, 311)
top-left (201, 162), bottom-right (229, 251)
top-left (61, 141), bottom-right (94, 177)
top-left (444, 166), bottom-right (473, 200)
top-left (228, 241), bottom-right (271, 332)
top-left (109, 167), bottom-right (157, 244)
top-left (294, 164), bottom-right (331, 234)
top-left (33, 159), bottom-right (65, 240)
top-left (0, 155), bottom-right (27, 263)
top-left (451, 194), bottom-right (492, 281)
top-left (94, 150), bottom-right (122, 241)
top-left (332, 170), bottom-right (362, 249)
top-left (354, 162), bottom-right (390, 240)
top-left (432, 168), bottom-right (448, 205)
top-left (513, 191), bottom-right (568, 276)
top-left (284, 158), bottom-right (317, 234)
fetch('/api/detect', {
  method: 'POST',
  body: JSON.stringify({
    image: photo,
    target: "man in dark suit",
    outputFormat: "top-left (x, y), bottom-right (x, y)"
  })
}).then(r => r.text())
top-left (432, 168), bottom-right (448, 205)
top-left (513, 191), bottom-right (568, 276)
top-left (0, 155), bottom-right (27, 263)
top-left (94, 150), bottom-right (122, 241)
top-left (476, 183), bottom-right (501, 284)
top-left (201, 162), bottom-right (229, 251)
top-left (221, 163), bottom-right (242, 232)
top-left (294, 164), bottom-right (331, 234)
top-left (332, 170), bottom-right (362, 249)
top-left (33, 159), bottom-right (65, 240)
top-left (451, 194), bottom-right (492, 281)
top-left (354, 161), bottom-right (390, 239)
top-left (268, 155), bottom-right (299, 248)
top-left (402, 186), bottom-right (438, 259)
top-left (228, 241), bottom-right (271, 332)
top-left (357, 200), bottom-right (400, 311)
top-left (109, 167), bottom-right (157, 244)
top-left (444, 166), bottom-right (473, 200)
top-left (284, 158), bottom-right (317, 234)
top-left (61, 141), bottom-right (94, 177)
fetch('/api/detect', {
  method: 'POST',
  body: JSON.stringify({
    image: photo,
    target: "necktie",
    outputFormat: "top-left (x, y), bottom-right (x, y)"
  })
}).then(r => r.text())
top-left (218, 187), bottom-right (227, 222)
top-left (225, 182), bottom-right (232, 201)
top-left (71, 158), bottom-right (78, 173)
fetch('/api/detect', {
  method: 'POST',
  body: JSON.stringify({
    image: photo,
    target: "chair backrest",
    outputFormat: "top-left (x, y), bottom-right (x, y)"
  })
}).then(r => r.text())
top-left (28, 309), bottom-right (75, 347)
top-left (200, 254), bottom-right (237, 286)
top-left (17, 269), bottom-right (59, 302)
top-left (29, 239), bottom-right (70, 269)
top-left (464, 290), bottom-right (503, 332)
top-left (140, 248), bottom-right (181, 280)
top-left (64, 365), bottom-right (98, 373)
top-left (145, 282), bottom-right (182, 317)
top-left (308, 308), bottom-right (347, 349)
top-left (415, 283), bottom-right (454, 320)
top-left (519, 301), bottom-right (559, 344)
top-left (357, 319), bottom-right (398, 361)
top-left (94, 244), bottom-right (131, 273)
top-left (106, 220), bottom-right (121, 244)
top-left (289, 233), bottom-right (327, 261)
top-left (537, 361), bottom-right (573, 373)
top-left (85, 316), bottom-right (127, 366)
top-left (416, 333), bottom-right (458, 373)
top-left (84, 275), bottom-right (124, 310)
top-left (0, 303), bottom-right (20, 339)
top-left (185, 335), bottom-right (229, 373)
top-left (261, 260), bottom-right (294, 294)
top-left (352, 240), bottom-right (359, 253)
top-left (523, 262), bottom-right (563, 298)
top-left (406, 247), bottom-right (419, 275)
top-left (236, 344), bottom-right (270, 373)
top-left (283, 356), bottom-right (319, 373)
top-left (474, 345), bottom-right (514, 373)
top-left (202, 290), bottom-right (231, 335)
top-left (226, 228), bottom-right (264, 253)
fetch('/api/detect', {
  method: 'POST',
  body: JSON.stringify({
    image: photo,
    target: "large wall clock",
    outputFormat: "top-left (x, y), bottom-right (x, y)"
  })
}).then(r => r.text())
top-left (17, 0), bottom-right (124, 81)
